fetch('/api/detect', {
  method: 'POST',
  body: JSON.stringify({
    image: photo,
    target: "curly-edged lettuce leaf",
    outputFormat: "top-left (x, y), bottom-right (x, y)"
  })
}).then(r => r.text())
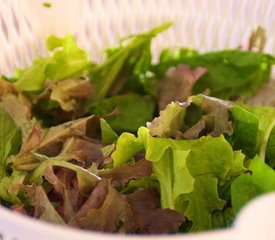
top-left (98, 160), bottom-right (152, 187)
top-left (14, 35), bottom-right (91, 92)
top-left (0, 170), bottom-right (26, 204)
top-left (148, 95), bottom-right (233, 140)
top-left (45, 35), bottom-right (91, 80)
top-left (50, 77), bottom-right (92, 111)
top-left (148, 101), bottom-right (189, 138)
top-left (231, 155), bottom-right (275, 214)
top-left (14, 57), bottom-right (49, 92)
top-left (112, 127), bottom-right (245, 231)
top-left (211, 208), bottom-right (234, 230)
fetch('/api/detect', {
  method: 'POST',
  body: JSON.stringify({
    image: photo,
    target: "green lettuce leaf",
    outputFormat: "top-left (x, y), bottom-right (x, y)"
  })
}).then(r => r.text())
top-left (100, 118), bottom-right (118, 144)
top-left (112, 127), bottom-right (245, 231)
top-left (0, 108), bottom-right (21, 180)
top-left (266, 127), bottom-right (275, 168)
top-left (230, 104), bottom-right (275, 160)
top-left (45, 35), bottom-right (90, 80)
top-left (90, 22), bottom-right (172, 101)
top-left (88, 94), bottom-right (155, 133)
top-left (231, 155), bottom-right (275, 214)
top-left (211, 208), bottom-right (234, 229)
top-left (14, 35), bottom-right (91, 92)
top-left (0, 170), bottom-right (26, 204)
top-left (148, 101), bottom-right (189, 138)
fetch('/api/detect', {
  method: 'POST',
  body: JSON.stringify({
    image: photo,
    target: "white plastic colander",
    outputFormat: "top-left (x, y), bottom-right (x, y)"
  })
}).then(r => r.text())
top-left (0, 0), bottom-right (275, 239)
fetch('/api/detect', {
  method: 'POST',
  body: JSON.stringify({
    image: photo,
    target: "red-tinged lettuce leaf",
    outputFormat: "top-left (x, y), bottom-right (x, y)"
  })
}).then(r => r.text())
top-left (70, 181), bottom-right (135, 233)
top-left (60, 137), bottom-right (104, 168)
top-left (112, 127), bottom-right (245, 231)
top-left (50, 78), bottom-right (92, 112)
top-left (98, 159), bottom-right (152, 186)
top-left (126, 187), bottom-right (185, 234)
top-left (68, 180), bottom-right (108, 226)
top-left (121, 177), bottom-right (160, 194)
top-left (155, 49), bottom-right (275, 100)
top-left (27, 185), bottom-right (65, 224)
top-left (158, 64), bottom-right (207, 110)
top-left (14, 116), bottom-right (106, 171)
top-left (30, 157), bottom-right (100, 196)
top-left (19, 124), bottom-right (42, 154)
top-left (191, 95), bottom-right (233, 137)
top-left (148, 95), bottom-right (233, 140)
top-left (43, 166), bottom-right (85, 222)
top-left (148, 101), bottom-right (190, 138)
top-left (37, 115), bottom-right (101, 156)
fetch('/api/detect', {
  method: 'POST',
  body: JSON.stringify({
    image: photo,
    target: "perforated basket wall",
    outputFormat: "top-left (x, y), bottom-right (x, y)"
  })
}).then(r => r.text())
top-left (0, 0), bottom-right (275, 75)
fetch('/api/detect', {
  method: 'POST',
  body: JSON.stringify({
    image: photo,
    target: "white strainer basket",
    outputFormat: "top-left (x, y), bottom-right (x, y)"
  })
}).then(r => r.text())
top-left (0, 0), bottom-right (275, 240)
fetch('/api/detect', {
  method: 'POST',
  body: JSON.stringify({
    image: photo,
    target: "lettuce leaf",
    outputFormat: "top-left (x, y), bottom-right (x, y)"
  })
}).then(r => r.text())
top-left (155, 49), bottom-right (275, 100)
top-left (230, 104), bottom-right (275, 160)
top-left (89, 22), bottom-right (172, 101)
top-left (27, 185), bottom-right (65, 225)
top-left (231, 155), bottom-right (275, 214)
top-left (88, 94), bottom-right (155, 133)
top-left (0, 108), bottom-right (21, 180)
top-left (14, 35), bottom-right (91, 92)
top-left (112, 127), bottom-right (245, 231)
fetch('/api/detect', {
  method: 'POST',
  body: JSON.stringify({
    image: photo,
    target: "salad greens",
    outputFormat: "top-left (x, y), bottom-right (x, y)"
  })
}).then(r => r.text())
top-left (0, 22), bottom-right (275, 234)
